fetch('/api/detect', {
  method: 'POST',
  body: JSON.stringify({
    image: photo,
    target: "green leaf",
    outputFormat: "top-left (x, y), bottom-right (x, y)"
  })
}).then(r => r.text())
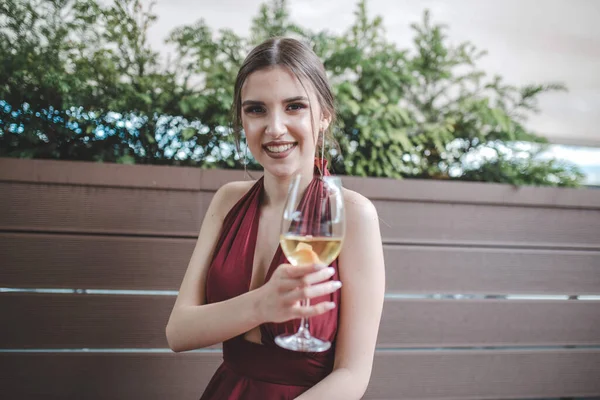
top-left (392, 130), bottom-right (413, 151)
top-left (145, 133), bottom-right (156, 144)
top-left (346, 100), bottom-right (360, 115)
top-left (117, 155), bottom-right (135, 164)
top-left (182, 127), bottom-right (196, 141)
top-left (348, 83), bottom-right (362, 100)
top-left (491, 108), bottom-right (511, 133)
top-left (397, 108), bottom-right (411, 125)
top-left (179, 100), bottom-right (190, 115)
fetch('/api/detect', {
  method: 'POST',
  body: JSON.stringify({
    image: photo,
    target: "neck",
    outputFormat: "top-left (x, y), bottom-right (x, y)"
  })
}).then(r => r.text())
top-left (262, 163), bottom-right (315, 208)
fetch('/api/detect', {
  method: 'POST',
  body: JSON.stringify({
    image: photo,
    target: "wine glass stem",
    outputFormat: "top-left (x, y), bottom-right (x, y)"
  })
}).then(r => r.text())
top-left (298, 298), bottom-right (310, 337)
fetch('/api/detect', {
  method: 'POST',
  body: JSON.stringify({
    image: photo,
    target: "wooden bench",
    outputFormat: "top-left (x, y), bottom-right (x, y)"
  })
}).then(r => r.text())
top-left (1, 157), bottom-right (599, 399)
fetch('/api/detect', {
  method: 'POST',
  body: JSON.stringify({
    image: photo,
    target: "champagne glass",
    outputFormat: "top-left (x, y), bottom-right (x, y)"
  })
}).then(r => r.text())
top-left (275, 174), bottom-right (345, 352)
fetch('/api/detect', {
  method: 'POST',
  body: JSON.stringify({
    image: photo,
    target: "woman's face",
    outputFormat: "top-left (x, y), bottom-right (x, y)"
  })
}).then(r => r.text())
top-left (240, 66), bottom-right (329, 179)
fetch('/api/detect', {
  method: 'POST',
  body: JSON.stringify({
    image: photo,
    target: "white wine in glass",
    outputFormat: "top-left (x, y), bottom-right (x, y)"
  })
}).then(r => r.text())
top-left (280, 235), bottom-right (343, 267)
top-left (275, 174), bottom-right (345, 352)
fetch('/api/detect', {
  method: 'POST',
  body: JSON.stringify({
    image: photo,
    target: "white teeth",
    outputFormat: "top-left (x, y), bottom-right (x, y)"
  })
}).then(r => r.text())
top-left (265, 143), bottom-right (295, 153)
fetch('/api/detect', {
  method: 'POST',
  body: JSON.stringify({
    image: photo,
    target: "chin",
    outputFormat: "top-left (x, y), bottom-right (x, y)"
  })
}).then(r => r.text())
top-left (262, 161), bottom-right (299, 179)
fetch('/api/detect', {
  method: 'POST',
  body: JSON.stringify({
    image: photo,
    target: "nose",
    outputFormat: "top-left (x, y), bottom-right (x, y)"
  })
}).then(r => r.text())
top-left (264, 109), bottom-right (286, 137)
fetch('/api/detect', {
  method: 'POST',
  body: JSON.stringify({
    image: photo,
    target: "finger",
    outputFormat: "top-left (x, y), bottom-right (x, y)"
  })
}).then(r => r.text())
top-left (277, 267), bottom-right (336, 291)
top-left (283, 280), bottom-right (342, 303)
top-left (301, 267), bottom-right (336, 286)
top-left (278, 263), bottom-right (326, 279)
top-left (292, 301), bottom-right (336, 318)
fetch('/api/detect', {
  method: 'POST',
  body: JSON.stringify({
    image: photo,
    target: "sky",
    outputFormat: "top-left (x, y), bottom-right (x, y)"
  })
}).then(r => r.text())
top-left (142, 0), bottom-right (600, 148)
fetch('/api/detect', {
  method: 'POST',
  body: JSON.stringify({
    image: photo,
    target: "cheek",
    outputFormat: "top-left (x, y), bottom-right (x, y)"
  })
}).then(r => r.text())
top-left (294, 116), bottom-right (317, 142)
top-left (242, 119), bottom-right (259, 139)
top-left (241, 120), bottom-right (263, 155)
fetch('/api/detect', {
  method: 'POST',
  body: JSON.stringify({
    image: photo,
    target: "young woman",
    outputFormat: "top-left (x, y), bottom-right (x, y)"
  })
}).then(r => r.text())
top-left (166, 37), bottom-right (385, 400)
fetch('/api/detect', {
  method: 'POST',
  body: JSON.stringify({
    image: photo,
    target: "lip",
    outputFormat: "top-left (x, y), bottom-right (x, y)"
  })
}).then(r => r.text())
top-left (263, 141), bottom-right (297, 146)
top-left (262, 142), bottom-right (297, 159)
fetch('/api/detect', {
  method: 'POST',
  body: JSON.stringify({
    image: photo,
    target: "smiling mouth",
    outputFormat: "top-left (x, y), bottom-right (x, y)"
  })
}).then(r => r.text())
top-left (263, 142), bottom-right (297, 153)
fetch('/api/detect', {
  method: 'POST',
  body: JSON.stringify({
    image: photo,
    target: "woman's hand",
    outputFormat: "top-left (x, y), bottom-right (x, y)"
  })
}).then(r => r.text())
top-left (256, 264), bottom-right (341, 324)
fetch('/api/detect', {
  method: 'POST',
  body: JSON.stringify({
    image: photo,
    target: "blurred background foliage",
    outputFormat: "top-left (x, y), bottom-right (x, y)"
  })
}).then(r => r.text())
top-left (0, 0), bottom-right (585, 186)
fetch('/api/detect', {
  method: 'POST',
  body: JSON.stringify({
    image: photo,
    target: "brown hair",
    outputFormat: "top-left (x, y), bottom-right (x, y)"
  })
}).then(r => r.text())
top-left (231, 37), bottom-right (338, 166)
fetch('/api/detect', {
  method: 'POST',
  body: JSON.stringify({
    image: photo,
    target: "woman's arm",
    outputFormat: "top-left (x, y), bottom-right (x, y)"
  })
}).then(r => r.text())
top-left (296, 191), bottom-right (386, 399)
top-left (166, 181), bottom-right (260, 352)
top-left (166, 181), bottom-right (341, 352)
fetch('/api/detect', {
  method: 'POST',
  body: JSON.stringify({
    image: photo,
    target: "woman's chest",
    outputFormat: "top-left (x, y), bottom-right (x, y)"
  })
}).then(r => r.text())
top-left (249, 212), bottom-right (282, 291)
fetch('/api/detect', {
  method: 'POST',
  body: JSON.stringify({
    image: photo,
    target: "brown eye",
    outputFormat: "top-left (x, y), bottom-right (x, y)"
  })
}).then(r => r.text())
top-left (244, 106), bottom-right (265, 114)
top-left (287, 103), bottom-right (307, 111)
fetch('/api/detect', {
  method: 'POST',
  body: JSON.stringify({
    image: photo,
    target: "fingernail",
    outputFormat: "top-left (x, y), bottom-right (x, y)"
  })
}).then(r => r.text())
top-left (332, 281), bottom-right (342, 289)
top-left (326, 267), bottom-right (335, 275)
top-left (326, 302), bottom-right (336, 309)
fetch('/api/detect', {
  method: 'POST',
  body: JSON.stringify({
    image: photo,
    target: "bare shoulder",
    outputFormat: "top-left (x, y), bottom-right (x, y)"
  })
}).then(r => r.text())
top-left (342, 187), bottom-right (378, 222)
top-left (215, 180), bottom-right (255, 201)
top-left (211, 180), bottom-right (256, 221)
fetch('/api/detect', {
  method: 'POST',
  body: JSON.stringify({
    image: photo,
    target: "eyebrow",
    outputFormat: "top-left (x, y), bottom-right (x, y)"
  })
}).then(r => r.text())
top-left (241, 96), bottom-right (309, 107)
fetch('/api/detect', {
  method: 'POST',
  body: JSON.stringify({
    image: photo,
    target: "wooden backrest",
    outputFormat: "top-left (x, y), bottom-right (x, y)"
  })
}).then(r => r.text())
top-left (1, 157), bottom-right (599, 399)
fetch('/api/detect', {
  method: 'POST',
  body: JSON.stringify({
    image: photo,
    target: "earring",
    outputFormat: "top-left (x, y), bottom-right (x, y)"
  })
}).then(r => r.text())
top-left (243, 140), bottom-right (249, 178)
top-left (314, 129), bottom-right (326, 176)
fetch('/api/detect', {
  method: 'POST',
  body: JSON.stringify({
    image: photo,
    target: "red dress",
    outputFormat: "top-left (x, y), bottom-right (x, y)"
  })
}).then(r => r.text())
top-left (200, 169), bottom-right (341, 399)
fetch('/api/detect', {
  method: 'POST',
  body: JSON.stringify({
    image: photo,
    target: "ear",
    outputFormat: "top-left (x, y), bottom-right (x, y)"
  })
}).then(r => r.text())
top-left (320, 109), bottom-right (332, 132)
